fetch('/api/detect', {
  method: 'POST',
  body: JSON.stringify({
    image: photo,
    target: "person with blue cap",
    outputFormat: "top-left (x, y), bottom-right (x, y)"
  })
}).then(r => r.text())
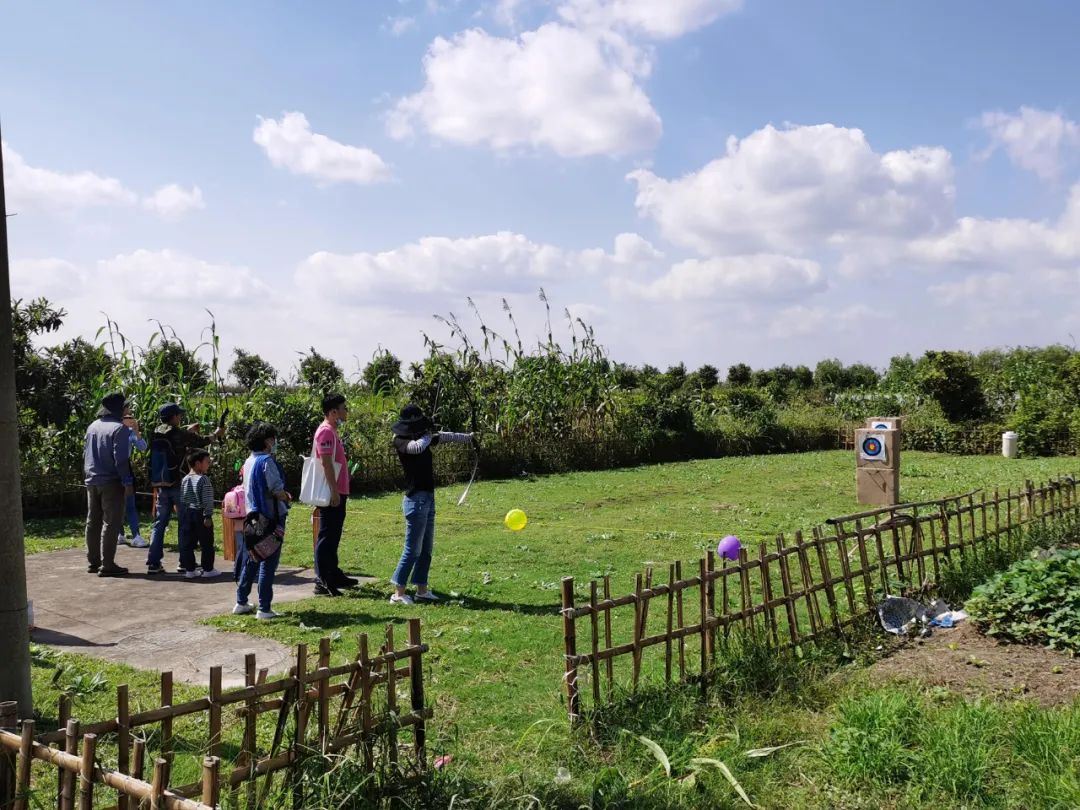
top-left (145, 402), bottom-right (224, 575)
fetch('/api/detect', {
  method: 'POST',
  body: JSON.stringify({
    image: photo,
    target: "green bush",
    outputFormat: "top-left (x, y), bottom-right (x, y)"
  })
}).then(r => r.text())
top-left (967, 548), bottom-right (1080, 651)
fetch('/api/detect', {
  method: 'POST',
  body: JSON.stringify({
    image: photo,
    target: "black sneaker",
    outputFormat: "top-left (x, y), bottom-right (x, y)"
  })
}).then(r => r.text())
top-left (333, 574), bottom-right (360, 589)
top-left (98, 565), bottom-right (129, 577)
top-left (147, 564), bottom-right (165, 575)
top-left (314, 580), bottom-right (342, 597)
top-left (87, 564), bottom-right (100, 574)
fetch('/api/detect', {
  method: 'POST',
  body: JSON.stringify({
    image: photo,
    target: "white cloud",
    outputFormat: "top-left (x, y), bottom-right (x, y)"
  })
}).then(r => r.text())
top-left (142, 184), bottom-right (205, 220)
top-left (11, 258), bottom-right (86, 300)
top-left (977, 106), bottom-right (1080, 180)
top-left (385, 15), bottom-right (417, 35)
top-left (557, 0), bottom-right (742, 39)
top-left (767, 303), bottom-right (877, 339)
top-left (386, 23), bottom-right (661, 157)
top-left (2, 141), bottom-right (138, 210)
top-left (97, 249), bottom-right (268, 301)
top-left (629, 123), bottom-right (956, 257)
top-left (254, 111), bottom-right (391, 185)
top-left (612, 254), bottom-right (825, 302)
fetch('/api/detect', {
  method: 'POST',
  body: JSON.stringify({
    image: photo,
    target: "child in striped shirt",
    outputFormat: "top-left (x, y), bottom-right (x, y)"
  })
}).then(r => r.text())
top-left (179, 450), bottom-right (220, 579)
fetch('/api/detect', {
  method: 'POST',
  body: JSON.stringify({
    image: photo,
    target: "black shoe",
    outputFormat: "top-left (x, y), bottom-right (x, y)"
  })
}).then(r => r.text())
top-left (147, 564), bottom-right (165, 575)
top-left (333, 574), bottom-right (360, 589)
top-left (87, 564), bottom-right (100, 574)
top-left (314, 580), bottom-right (343, 597)
top-left (98, 565), bottom-right (129, 577)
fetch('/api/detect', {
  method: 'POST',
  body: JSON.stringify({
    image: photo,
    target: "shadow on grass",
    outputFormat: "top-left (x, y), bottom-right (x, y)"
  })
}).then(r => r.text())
top-left (337, 583), bottom-right (560, 617)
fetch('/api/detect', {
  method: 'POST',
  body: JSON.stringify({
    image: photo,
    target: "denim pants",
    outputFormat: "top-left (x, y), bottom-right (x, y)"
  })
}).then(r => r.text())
top-left (147, 485), bottom-right (181, 567)
top-left (232, 529), bottom-right (246, 582)
top-left (315, 500), bottom-right (347, 584)
top-left (124, 492), bottom-right (141, 538)
top-left (392, 491), bottom-right (435, 587)
top-left (236, 541), bottom-right (282, 613)
top-left (178, 508), bottom-right (215, 572)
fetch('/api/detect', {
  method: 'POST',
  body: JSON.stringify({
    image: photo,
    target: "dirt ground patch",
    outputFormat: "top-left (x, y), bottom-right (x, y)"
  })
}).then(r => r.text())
top-left (867, 621), bottom-right (1080, 706)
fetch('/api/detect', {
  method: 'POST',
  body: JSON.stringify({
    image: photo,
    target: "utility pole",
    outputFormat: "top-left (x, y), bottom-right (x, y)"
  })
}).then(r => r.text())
top-left (0, 124), bottom-right (34, 717)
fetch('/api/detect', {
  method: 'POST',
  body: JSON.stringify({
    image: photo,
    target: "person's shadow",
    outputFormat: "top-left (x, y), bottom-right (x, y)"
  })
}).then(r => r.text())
top-left (341, 583), bottom-right (559, 617)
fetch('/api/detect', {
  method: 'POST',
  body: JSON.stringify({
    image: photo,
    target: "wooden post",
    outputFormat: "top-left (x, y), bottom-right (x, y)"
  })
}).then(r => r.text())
top-left (602, 576), bottom-right (614, 699)
top-left (384, 624), bottom-right (399, 768)
top-left (131, 737), bottom-right (145, 783)
top-left (407, 619), bottom-right (427, 768)
top-left (588, 581), bottom-right (601, 704)
top-left (201, 757), bottom-right (220, 809)
top-left (222, 517), bottom-right (236, 562)
top-left (812, 528), bottom-right (842, 637)
top-left (664, 564), bottom-right (675, 683)
top-left (705, 551), bottom-right (716, 661)
top-left (56, 694), bottom-right (71, 810)
top-left (674, 561), bottom-right (686, 680)
top-left (13, 719), bottom-right (33, 810)
top-left (0, 702), bottom-right (16, 810)
top-left (698, 558), bottom-right (709, 685)
top-left (776, 536), bottom-right (800, 646)
top-left (208, 667), bottom-right (222, 760)
top-left (243, 654), bottom-right (257, 810)
top-left (61, 719), bottom-right (79, 810)
top-left (160, 672), bottom-right (173, 770)
top-left (560, 578), bottom-right (580, 724)
top-left (317, 638), bottom-right (331, 755)
top-left (758, 544), bottom-right (779, 647)
top-left (357, 636), bottom-right (374, 773)
top-left (631, 573), bottom-right (644, 690)
top-left (149, 759), bottom-right (166, 810)
top-left (78, 732), bottom-right (96, 810)
top-left (117, 685), bottom-right (130, 810)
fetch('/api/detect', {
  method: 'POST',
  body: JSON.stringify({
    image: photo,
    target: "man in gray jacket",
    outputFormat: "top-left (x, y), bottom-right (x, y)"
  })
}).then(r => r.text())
top-left (84, 392), bottom-right (134, 576)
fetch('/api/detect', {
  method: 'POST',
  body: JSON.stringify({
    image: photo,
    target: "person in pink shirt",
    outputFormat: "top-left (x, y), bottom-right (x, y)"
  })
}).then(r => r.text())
top-left (313, 392), bottom-right (356, 596)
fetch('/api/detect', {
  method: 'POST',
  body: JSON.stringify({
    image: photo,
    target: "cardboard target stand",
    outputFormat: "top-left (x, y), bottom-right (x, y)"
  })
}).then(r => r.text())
top-left (856, 416), bottom-right (903, 506)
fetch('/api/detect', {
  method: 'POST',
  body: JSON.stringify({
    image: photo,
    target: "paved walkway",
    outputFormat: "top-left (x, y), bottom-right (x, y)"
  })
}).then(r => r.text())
top-left (26, 544), bottom-right (367, 688)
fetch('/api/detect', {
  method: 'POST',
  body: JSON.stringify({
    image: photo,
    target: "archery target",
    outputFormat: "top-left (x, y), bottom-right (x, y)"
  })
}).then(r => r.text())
top-left (872, 422), bottom-right (890, 430)
top-left (860, 433), bottom-right (888, 463)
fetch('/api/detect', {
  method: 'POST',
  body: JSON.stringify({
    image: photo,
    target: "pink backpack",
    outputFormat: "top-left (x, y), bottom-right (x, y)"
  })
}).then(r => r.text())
top-left (222, 484), bottom-right (246, 519)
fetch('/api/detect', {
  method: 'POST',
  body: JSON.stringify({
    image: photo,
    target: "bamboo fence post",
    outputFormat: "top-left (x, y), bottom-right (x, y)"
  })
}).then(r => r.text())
top-left (560, 578), bottom-right (580, 723)
top-left (208, 667), bottom-right (223, 761)
top-left (602, 576), bottom-right (614, 698)
top-left (720, 555), bottom-right (731, 640)
top-left (664, 564), bottom-right (675, 683)
top-left (631, 573), bottom-right (644, 690)
top-left (674, 562), bottom-right (686, 680)
top-left (966, 494), bottom-right (978, 565)
top-left (12, 719), bottom-right (33, 810)
top-left (78, 732), bottom-right (96, 810)
top-left (61, 719), bottom-right (79, 810)
top-left (55, 694), bottom-right (71, 810)
top-left (738, 549), bottom-right (756, 636)
top-left (131, 738), bottom-right (145, 804)
top-left (201, 757), bottom-right (220, 809)
top-left (149, 759), bottom-right (166, 810)
top-left (910, 510), bottom-right (926, 589)
top-left (358, 634), bottom-right (374, 773)
top-left (758, 544), bottom-right (779, 647)
top-left (888, 517), bottom-right (905, 586)
top-left (160, 672), bottom-right (173, 772)
top-left (697, 559), bottom-right (709, 684)
top-left (318, 638), bottom-right (331, 755)
top-left (705, 551), bottom-right (716, 661)
top-left (407, 618), bottom-right (427, 768)
top-left (243, 654), bottom-right (257, 810)
top-left (980, 491), bottom-right (990, 551)
top-left (290, 643), bottom-right (309, 810)
top-left (116, 685), bottom-right (130, 810)
top-left (831, 525), bottom-right (859, 616)
top-left (588, 581), bottom-right (601, 704)
top-left (1025, 480), bottom-right (1034, 525)
top-left (775, 536), bottom-right (800, 646)
top-left (854, 526), bottom-right (875, 608)
top-left (993, 487), bottom-right (1002, 550)
top-left (793, 533), bottom-right (819, 640)
top-left (385, 624), bottom-right (399, 768)
top-left (812, 528), bottom-right (842, 637)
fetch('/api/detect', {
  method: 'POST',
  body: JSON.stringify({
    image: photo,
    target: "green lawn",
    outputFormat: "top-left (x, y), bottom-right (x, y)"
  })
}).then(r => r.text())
top-left (24, 451), bottom-right (1080, 807)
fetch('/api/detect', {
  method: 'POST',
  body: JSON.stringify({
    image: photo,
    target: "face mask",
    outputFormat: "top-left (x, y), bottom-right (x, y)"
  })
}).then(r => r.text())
top-left (268, 441), bottom-right (278, 455)
top-left (336, 418), bottom-right (344, 427)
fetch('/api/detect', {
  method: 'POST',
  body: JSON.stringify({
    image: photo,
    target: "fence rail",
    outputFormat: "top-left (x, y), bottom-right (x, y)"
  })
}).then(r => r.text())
top-left (0, 620), bottom-right (429, 810)
top-left (559, 475), bottom-right (1078, 723)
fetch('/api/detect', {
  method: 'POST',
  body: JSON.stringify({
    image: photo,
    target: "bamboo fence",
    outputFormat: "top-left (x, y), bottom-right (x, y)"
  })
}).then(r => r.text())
top-left (0, 620), bottom-right (430, 810)
top-left (559, 475), bottom-right (1078, 723)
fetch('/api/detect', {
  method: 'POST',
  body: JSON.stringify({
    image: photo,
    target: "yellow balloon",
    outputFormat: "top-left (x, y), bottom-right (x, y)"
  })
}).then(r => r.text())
top-left (504, 509), bottom-right (528, 531)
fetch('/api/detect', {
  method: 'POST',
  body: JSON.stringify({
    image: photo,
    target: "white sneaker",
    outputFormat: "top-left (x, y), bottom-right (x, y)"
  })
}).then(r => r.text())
top-left (130, 535), bottom-right (148, 548)
top-left (184, 569), bottom-right (202, 579)
top-left (232, 603), bottom-right (255, 615)
top-left (256, 610), bottom-right (283, 621)
top-left (414, 591), bottom-right (441, 603)
top-left (200, 569), bottom-right (222, 578)
top-left (118, 533), bottom-right (128, 546)
top-left (176, 565), bottom-right (186, 575)
top-left (389, 593), bottom-right (414, 605)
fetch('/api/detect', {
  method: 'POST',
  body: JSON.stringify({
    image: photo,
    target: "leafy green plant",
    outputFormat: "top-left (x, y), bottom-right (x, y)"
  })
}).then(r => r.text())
top-left (967, 549), bottom-right (1080, 651)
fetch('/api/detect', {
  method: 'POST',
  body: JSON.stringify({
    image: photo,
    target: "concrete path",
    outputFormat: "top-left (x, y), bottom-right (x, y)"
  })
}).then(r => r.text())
top-left (26, 544), bottom-right (367, 688)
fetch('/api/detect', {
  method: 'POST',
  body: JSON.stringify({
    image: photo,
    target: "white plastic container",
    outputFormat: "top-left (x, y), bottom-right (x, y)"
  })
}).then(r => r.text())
top-left (1002, 431), bottom-right (1018, 459)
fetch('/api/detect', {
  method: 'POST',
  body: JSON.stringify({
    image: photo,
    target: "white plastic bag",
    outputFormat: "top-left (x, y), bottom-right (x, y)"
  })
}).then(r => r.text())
top-left (299, 436), bottom-right (341, 507)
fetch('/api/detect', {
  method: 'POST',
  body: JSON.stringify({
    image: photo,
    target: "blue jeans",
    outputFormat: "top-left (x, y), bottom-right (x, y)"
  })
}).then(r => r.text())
top-left (392, 492), bottom-right (435, 587)
top-left (147, 486), bottom-right (181, 567)
top-left (236, 542), bottom-right (281, 613)
top-left (178, 508), bottom-right (215, 572)
top-left (232, 530), bottom-right (246, 582)
top-left (315, 500), bottom-right (347, 585)
top-left (124, 493), bottom-right (141, 538)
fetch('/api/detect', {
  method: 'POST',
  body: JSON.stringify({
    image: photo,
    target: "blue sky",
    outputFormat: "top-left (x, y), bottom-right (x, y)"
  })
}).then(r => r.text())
top-left (4, 0), bottom-right (1080, 378)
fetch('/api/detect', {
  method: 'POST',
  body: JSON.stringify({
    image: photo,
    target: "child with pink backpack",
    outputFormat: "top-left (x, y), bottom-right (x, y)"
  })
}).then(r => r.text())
top-left (222, 473), bottom-right (246, 582)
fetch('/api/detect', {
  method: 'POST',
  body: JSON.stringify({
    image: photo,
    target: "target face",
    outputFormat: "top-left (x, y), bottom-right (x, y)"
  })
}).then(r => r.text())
top-left (860, 433), bottom-right (888, 462)
top-left (872, 422), bottom-right (890, 430)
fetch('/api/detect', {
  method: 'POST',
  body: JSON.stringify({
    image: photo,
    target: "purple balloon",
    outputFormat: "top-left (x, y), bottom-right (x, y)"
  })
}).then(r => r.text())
top-left (717, 535), bottom-right (742, 561)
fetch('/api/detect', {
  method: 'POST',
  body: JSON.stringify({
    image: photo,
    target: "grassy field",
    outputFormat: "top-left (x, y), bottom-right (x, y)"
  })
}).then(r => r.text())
top-left (23, 450), bottom-right (1080, 807)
